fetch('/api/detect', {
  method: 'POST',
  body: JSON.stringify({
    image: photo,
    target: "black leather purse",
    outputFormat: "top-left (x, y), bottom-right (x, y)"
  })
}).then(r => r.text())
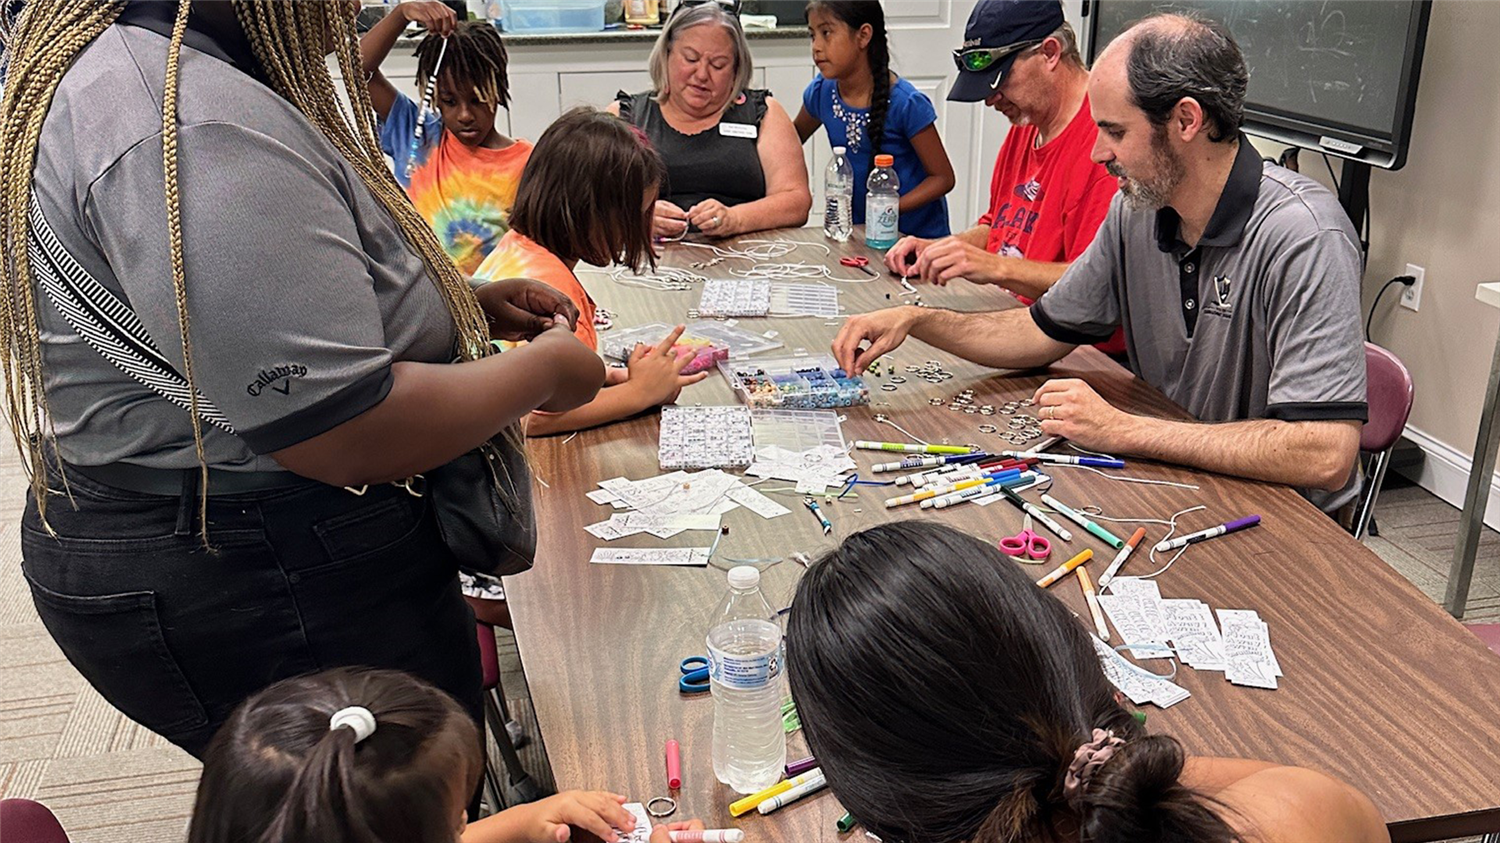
top-left (426, 437), bottom-right (537, 576)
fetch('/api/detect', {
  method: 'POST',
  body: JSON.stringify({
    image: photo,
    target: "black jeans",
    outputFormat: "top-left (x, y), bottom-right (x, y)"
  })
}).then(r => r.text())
top-left (20, 466), bottom-right (481, 759)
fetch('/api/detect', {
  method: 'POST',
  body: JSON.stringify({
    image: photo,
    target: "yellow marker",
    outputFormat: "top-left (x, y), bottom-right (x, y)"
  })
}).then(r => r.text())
top-left (1076, 565), bottom-right (1109, 641)
top-left (729, 768), bottom-right (824, 817)
top-left (1035, 549), bottom-right (1092, 588)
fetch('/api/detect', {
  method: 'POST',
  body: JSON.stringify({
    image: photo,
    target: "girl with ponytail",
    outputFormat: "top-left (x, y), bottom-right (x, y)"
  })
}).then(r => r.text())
top-left (188, 667), bottom-right (705, 843)
top-left (786, 522), bottom-right (1389, 843)
top-left (794, 1), bottom-right (955, 239)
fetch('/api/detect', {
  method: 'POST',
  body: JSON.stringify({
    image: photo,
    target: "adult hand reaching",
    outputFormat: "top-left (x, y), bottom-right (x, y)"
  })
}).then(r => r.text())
top-left (832, 306), bottom-right (922, 375)
top-left (883, 235), bottom-right (930, 276)
top-left (653, 201), bottom-right (689, 240)
top-left (687, 199), bottom-right (738, 238)
top-left (475, 277), bottom-right (580, 341)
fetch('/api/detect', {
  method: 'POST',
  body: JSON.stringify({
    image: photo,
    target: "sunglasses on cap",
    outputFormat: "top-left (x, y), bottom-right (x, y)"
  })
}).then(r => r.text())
top-left (952, 38), bottom-right (1043, 73)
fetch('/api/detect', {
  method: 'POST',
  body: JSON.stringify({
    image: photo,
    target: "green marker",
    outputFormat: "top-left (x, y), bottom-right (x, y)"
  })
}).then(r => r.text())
top-left (1041, 494), bottom-right (1124, 549)
top-left (837, 812), bottom-right (857, 833)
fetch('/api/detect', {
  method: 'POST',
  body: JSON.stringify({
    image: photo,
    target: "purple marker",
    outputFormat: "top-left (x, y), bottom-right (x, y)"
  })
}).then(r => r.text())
top-left (786, 756), bottom-right (818, 777)
top-left (1154, 515), bottom-right (1261, 552)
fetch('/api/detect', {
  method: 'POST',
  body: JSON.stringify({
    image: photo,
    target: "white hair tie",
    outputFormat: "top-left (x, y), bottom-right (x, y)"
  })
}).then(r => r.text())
top-left (329, 706), bottom-right (377, 744)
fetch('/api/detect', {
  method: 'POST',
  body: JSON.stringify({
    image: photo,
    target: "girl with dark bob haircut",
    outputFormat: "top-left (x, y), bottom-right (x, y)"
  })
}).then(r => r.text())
top-left (786, 522), bottom-right (1388, 843)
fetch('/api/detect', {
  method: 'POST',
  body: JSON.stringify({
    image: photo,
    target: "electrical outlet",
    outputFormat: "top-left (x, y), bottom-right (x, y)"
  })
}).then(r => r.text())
top-left (1401, 263), bottom-right (1425, 312)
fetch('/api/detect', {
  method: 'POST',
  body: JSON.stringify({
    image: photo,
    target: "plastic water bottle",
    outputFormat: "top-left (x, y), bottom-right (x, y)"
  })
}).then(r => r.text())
top-left (865, 153), bottom-right (900, 250)
top-left (708, 565), bottom-right (786, 794)
top-left (823, 146), bottom-right (854, 243)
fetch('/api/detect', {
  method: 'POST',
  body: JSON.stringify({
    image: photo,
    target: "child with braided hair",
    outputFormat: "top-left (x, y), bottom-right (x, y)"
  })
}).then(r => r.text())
top-left (793, 1), bottom-right (954, 239)
top-left (362, 2), bottom-right (531, 274)
top-left (786, 522), bottom-right (1389, 843)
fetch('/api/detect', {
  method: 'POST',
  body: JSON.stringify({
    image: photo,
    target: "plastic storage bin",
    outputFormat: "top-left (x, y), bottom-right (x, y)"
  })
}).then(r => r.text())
top-left (719, 355), bottom-right (870, 410)
top-left (499, 0), bottom-right (606, 33)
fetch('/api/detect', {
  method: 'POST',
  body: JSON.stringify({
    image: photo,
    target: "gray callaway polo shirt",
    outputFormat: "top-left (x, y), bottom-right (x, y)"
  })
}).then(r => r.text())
top-left (29, 23), bottom-right (457, 472)
top-left (1031, 135), bottom-right (1367, 512)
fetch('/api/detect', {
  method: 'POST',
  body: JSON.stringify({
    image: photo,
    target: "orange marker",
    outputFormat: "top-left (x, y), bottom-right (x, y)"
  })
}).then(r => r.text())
top-left (1036, 549), bottom-right (1092, 588)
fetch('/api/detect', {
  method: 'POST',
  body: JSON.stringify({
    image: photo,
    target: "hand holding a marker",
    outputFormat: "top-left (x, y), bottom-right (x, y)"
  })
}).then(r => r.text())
top-left (1032, 378), bottom-right (1138, 453)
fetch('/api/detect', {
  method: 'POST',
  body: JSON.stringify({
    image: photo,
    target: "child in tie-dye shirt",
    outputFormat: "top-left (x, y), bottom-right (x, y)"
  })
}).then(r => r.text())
top-left (362, 6), bottom-right (530, 275)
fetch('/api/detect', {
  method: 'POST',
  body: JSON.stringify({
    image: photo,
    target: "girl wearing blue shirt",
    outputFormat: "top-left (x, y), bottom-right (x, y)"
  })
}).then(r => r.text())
top-left (794, 1), bottom-right (955, 239)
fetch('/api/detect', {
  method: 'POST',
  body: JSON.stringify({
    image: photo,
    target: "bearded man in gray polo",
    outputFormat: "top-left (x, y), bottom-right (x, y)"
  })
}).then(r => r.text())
top-left (833, 12), bottom-right (1365, 512)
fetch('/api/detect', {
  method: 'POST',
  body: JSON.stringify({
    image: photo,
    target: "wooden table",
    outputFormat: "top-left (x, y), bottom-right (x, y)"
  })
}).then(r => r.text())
top-left (506, 228), bottom-right (1500, 843)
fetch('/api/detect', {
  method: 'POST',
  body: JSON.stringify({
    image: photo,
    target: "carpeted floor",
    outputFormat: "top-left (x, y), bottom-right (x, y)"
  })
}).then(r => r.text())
top-left (0, 460), bottom-right (1495, 840)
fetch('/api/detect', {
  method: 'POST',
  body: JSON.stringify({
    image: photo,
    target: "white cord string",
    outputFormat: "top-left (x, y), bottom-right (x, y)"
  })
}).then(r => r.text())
top-left (872, 416), bottom-right (930, 445)
top-left (678, 238), bottom-right (833, 262)
top-left (1085, 505), bottom-right (1207, 585)
top-left (729, 262), bottom-right (838, 280)
top-left (580, 264), bottom-right (706, 291)
top-left (1047, 463), bottom-right (1201, 490)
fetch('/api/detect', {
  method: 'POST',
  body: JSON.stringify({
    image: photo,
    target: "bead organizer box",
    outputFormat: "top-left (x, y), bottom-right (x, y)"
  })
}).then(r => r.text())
top-left (600, 322), bottom-right (783, 374)
top-left (719, 355), bottom-right (870, 409)
top-left (599, 323), bottom-right (729, 375)
top-left (657, 405), bottom-right (755, 470)
top-left (697, 278), bottom-right (771, 318)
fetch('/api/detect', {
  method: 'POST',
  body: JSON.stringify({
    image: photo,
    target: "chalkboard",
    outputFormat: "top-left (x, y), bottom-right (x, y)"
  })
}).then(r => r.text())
top-left (1086, 1), bottom-right (1431, 169)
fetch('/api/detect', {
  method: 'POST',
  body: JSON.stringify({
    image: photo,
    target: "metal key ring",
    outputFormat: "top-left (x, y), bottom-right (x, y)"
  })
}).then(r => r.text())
top-left (647, 796), bottom-right (678, 818)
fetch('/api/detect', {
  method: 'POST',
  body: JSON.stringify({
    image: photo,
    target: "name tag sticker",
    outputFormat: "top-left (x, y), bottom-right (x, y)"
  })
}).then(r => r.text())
top-left (719, 122), bottom-right (758, 139)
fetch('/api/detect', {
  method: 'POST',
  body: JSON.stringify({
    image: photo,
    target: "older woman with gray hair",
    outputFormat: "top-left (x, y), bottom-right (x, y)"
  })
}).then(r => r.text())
top-left (609, 1), bottom-right (811, 239)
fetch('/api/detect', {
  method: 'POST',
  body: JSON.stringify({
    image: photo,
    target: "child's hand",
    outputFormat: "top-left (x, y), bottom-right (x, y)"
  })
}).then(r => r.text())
top-left (626, 325), bottom-right (709, 406)
top-left (399, 0), bottom-right (458, 36)
top-left (604, 365), bottom-right (630, 386)
top-left (649, 820), bottom-right (706, 843)
top-left (514, 790), bottom-right (636, 843)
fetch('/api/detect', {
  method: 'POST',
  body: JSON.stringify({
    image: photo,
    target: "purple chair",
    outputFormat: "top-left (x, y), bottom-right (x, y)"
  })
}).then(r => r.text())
top-left (1352, 343), bottom-right (1414, 540)
top-left (0, 799), bottom-right (70, 843)
top-left (475, 623), bottom-right (543, 811)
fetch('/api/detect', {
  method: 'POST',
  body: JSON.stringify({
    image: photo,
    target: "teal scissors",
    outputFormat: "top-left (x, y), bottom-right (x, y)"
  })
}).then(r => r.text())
top-left (679, 656), bottom-right (711, 694)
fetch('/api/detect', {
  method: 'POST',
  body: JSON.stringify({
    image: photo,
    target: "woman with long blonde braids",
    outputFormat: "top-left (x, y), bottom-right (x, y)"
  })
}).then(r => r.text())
top-left (0, 0), bottom-right (604, 757)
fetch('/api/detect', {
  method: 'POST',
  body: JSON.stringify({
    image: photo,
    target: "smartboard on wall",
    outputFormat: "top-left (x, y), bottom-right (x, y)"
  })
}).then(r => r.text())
top-left (1085, 0), bottom-right (1431, 169)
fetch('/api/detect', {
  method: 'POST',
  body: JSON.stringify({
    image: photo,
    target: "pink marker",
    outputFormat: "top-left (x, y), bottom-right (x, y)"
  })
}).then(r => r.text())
top-left (667, 832), bottom-right (744, 843)
top-left (665, 739), bottom-right (681, 790)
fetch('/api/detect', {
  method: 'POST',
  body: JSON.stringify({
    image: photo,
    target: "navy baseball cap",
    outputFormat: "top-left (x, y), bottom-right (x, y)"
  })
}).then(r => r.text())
top-left (948, 0), bottom-right (1066, 103)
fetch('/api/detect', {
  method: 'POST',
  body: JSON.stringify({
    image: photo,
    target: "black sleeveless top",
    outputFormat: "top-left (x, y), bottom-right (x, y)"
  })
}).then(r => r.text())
top-left (617, 89), bottom-right (769, 211)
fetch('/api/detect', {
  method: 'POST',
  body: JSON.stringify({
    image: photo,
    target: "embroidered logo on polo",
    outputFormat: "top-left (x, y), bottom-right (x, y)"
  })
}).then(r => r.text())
top-left (1203, 274), bottom-right (1235, 320)
top-left (247, 364), bottom-right (308, 397)
top-left (1014, 178), bottom-right (1043, 202)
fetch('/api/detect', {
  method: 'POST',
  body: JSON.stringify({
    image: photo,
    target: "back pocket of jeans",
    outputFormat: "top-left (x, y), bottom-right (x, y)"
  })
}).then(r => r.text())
top-left (311, 495), bottom-right (420, 565)
top-left (25, 578), bottom-right (208, 736)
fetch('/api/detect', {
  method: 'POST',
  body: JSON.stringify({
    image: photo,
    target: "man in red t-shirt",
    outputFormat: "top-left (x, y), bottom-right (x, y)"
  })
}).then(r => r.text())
top-left (885, 0), bottom-right (1123, 354)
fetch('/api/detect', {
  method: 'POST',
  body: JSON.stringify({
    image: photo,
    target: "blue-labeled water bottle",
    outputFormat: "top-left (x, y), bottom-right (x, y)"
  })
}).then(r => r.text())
top-left (823, 146), bottom-right (854, 243)
top-left (708, 565), bottom-right (786, 794)
top-left (864, 153), bottom-right (900, 249)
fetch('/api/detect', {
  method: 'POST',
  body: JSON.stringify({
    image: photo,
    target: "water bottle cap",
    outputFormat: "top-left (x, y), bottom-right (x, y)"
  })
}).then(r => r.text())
top-left (832, 146), bottom-right (847, 155)
top-left (874, 154), bottom-right (895, 167)
top-left (727, 565), bottom-right (760, 589)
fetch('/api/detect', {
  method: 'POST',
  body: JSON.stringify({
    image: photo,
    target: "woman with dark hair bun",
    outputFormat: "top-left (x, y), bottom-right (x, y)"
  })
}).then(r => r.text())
top-left (786, 522), bottom-right (1388, 843)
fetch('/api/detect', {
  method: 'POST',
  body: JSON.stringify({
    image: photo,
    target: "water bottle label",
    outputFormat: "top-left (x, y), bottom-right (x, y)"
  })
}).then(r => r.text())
top-left (706, 641), bottom-right (785, 690)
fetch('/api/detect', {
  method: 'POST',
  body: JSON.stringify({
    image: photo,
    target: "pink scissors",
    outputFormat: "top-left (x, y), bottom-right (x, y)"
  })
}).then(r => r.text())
top-left (999, 515), bottom-right (1051, 562)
